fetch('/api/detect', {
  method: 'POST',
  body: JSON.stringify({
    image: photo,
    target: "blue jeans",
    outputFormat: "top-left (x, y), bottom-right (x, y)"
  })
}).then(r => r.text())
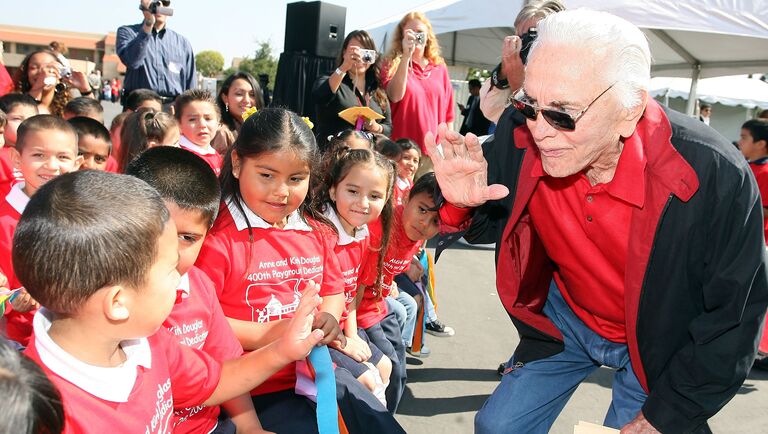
top-left (475, 282), bottom-right (647, 434)
top-left (387, 292), bottom-right (418, 347)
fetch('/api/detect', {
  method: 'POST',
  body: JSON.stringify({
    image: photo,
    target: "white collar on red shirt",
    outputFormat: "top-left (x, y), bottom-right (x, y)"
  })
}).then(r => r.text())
top-left (177, 272), bottom-right (190, 299)
top-left (6, 182), bottom-right (30, 215)
top-left (323, 204), bottom-right (368, 246)
top-left (179, 135), bottom-right (216, 156)
top-left (225, 197), bottom-right (312, 232)
top-left (32, 308), bottom-right (152, 403)
top-left (396, 177), bottom-right (411, 191)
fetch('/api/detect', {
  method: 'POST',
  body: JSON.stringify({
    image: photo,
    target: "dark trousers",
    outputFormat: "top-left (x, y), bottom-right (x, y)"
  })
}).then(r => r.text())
top-left (365, 310), bottom-right (407, 413)
top-left (251, 368), bottom-right (404, 434)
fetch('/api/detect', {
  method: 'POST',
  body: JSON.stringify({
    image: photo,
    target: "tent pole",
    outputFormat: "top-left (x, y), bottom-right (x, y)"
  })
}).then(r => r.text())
top-left (451, 31), bottom-right (457, 66)
top-left (685, 64), bottom-right (701, 116)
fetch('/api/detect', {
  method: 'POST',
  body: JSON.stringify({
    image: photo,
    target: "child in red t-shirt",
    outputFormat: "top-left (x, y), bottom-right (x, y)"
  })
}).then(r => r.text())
top-left (196, 108), bottom-right (404, 433)
top-left (738, 118), bottom-right (768, 367)
top-left (356, 172), bottom-right (442, 412)
top-left (174, 89), bottom-right (223, 175)
top-left (126, 146), bottom-right (268, 434)
top-left (19, 170), bottom-right (323, 434)
top-left (68, 117), bottom-right (111, 172)
top-left (0, 94), bottom-right (39, 194)
top-left (314, 147), bottom-right (396, 406)
top-left (1, 115), bottom-right (83, 346)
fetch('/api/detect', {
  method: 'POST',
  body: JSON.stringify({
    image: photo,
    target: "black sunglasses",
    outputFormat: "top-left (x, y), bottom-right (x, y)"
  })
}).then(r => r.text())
top-left (511, 83), bottom-right (616, 131)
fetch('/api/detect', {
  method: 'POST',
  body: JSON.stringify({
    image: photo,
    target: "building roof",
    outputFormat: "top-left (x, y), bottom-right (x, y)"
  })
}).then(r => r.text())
top-left (0, 24), bottom-right (108, 49)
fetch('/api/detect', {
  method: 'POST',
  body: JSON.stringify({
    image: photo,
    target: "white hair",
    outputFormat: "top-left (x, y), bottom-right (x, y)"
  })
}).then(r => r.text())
top-left (529, 9), bottom-right (652, 110)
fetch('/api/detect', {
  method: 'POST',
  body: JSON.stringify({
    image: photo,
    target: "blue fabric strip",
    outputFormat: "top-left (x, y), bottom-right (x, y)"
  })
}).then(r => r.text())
top-left (308, 346), bottom-right (339, 434)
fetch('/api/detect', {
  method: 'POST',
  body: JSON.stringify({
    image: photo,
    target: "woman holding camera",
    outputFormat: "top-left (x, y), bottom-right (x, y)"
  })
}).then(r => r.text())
top-left (313, 30), bottom-right (391, 152)
top-left (383, 12), bottom-right (454, 178)
top-left (13, 50), bottom-right (94, 117)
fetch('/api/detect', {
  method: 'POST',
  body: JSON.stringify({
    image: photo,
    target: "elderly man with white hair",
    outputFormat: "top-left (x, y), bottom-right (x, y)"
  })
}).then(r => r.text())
top-left (428, 9), bottom-right (768, 434)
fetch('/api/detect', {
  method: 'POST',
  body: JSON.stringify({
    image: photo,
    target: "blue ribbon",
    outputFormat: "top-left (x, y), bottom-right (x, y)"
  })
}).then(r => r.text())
top-left (307, 346), bottom-right (339, 434)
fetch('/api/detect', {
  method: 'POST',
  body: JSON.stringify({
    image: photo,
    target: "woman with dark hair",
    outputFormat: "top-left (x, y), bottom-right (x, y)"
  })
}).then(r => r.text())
top-left (211, 71), bottom-right (264, 154)
top-left (13, 49), bottom-right (94, 117)
top-left (313, 30), bottom-right (391, 152)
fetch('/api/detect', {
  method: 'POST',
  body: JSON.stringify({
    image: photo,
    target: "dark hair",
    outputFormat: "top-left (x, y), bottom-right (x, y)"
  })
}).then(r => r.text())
top-left (12, 171), bottom-right (170, 314)
top-left (327, 129), bottom-right (373, 154)
top-left (68, 117), bottom-right (111, 153)
top-left (409, 171), bottom-right (439, 206)
top-left (16, 115), bottom-right (78, 153)
top-left (0, 109), bottom-right (5, 128)
top-left (64, 97), bottom-right (104, 121)
top-left (118, 108), bottom-right (178, 172)
top-left (174, 89), bottom-right (220, 121)
top-left (14, 50), bottom-right (70, 117)
top-left (700, 103), bottom-right (712, 110)
top-left (315, 147), bottom-right (396, 290)
top-left (126, 146), bottom-right (221, 227)
top-left (336, 30), bottom-right (389, 112)
top-left (109, 111), bottom-right (130, 134)
top-left (758, 109), bottom-right (768, 120)
top-left (0, 94), bottom-right (39, 115)
top-left (124, 89), bottom-right (163, 112)
top-left (216, 72), bottom-right (264, 133)
top-left (221, 107), bottom-right (328, 232)
top-left (376, 138), bottom-right (401, 161)
top-left (0, 339), bottom-right (64, 434)
top-left (468, 79), bottom-right (482, 88)
top-left (742, 119), bottom-right (768, 145)
top-left (396, 138), bottom-right (421, 156)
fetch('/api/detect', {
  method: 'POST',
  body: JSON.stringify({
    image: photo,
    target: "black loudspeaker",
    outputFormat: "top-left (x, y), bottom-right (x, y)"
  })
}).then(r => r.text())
top-left (284, 1), bottom-right (346, 58)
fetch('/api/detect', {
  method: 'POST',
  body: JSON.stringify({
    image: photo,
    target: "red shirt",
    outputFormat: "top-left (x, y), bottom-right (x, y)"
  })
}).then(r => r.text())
top-left (195, 200), bottom-right (343, 395)
top-left (179, 136), bottom-right (223, 176)
top-left (0, 183), bottom-right (35, 345)
top-left (527, 134), bottom-right (647, 343)
top-left (165, 267), bottom-right (244, 434)
top-left (324, 206), bottom-right (369, 328)
top-left (393, 177), bottom-right (411, 207)
top-left (357, 205), bottom-right (422, 329)
top-left (0, 147), bottom-right (23, 195)
top-left (381, 60), bottom-right (455, 154)
top-left (25, 310), bottom-right (222, 434)
top-left (748, 158), bottom-right (768, 243)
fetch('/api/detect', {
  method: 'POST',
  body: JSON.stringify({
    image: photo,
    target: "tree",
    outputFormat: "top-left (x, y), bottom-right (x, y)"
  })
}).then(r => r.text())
top-left (196, 50), bottom-right (225, 77)
top-left (224, 41), bottom-right (278, 91)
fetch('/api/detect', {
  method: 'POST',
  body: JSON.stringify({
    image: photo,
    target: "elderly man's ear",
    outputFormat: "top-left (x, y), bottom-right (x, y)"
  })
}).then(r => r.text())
top-left (618, 89), bottom-right (649, 138)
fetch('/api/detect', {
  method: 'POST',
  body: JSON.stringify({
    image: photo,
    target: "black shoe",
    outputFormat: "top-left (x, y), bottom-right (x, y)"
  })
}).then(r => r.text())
top-left (426, 320), bottom-right (455, 337)
top-left (754, 351), bottom-right (768, 371)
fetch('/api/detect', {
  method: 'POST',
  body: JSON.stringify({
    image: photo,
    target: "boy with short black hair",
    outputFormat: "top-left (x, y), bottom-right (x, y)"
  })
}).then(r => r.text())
top-left (63, 97), bottom-right (104, 123)
top-left (1, 115), bottom-right (82, 346)
top-left (124, 88), bottom-right (163, 113)
top-left (68, 117), bottom-right (112, 171)
top-left (17, 170), bottom-right (324, 433)
top-left (125, 146), bottom-right (265, 433)
top-left (0, 94), bottom-right (39, 193)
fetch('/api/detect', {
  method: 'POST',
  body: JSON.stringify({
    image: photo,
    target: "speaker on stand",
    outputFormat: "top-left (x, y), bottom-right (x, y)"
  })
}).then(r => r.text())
top-left (272, 1), bottom-right (346, 120)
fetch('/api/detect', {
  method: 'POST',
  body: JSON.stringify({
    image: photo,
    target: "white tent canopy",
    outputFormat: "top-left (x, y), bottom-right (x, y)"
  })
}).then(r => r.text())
top-left (365, 0), bottom-right (768, 114)
top-left (650, 75), bottom-right (768, 109)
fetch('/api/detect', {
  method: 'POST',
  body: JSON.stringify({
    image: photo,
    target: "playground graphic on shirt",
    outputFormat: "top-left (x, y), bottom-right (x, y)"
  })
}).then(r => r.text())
top-left (246, 275), bottom-right (321, 323)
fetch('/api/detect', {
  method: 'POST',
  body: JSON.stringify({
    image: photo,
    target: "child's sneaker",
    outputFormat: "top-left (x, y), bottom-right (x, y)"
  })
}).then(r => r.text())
top-left (426, 320), bottom-right (455, 337)
top-left (407, 345), bottom-right (431, 358)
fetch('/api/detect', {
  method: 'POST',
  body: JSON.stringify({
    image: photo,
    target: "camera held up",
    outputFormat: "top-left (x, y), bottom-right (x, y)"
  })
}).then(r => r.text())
top-left (359, 49), bottom-right (377, 64)
top-left (140, 0), bottom-right (174, 16)
top-left (519, 28), bottom-right (537, 64)
top-left (414, 32), bottom-right (427, 46)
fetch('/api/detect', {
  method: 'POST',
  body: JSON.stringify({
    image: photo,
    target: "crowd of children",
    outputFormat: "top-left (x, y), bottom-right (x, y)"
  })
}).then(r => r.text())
top-left (0, 83), bottom-right (460, 433)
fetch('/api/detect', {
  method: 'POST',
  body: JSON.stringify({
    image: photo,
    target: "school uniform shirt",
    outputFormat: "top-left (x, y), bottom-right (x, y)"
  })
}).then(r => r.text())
top-left (24, 308), bottom-right (222, 434)
top-left (0, 146), bottom-right (23, 194)
top-left (323, 205), bottom-right (369, 328)
top-left (195, 199), bottom-right (344, 395)
top-left (749, 157), bottom-right (768, 243)
top-left (0, 182), bottom-right (34, 345)
top-left (356, 205), bottom-right (423, 329)
top-left (393, 177), bottom-right (412, 207)
top-left (165, 266), bottom-right (244, 434)
top-left (179, 136), bottom-right (223, 176)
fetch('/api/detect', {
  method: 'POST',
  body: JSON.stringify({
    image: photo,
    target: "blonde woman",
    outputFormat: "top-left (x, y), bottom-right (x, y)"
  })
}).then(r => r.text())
top-left (382, 12), bottom-right (454, 178)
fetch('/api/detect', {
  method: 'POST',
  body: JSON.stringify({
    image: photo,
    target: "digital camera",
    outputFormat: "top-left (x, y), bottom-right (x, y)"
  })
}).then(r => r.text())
top-left (414, 32), bottom-right (427, 46)
top-left (519, 28), bottom-right (538, 64)
top-left (360, 49), bottom-right (377, 64)
top-left (141, 0), bottom-right (174, 16)
top-left (58, 65), bottom-right (72, 79)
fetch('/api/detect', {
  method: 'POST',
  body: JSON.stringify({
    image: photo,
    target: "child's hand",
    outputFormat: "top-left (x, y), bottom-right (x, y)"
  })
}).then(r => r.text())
top-left (406, 259), bottom-right (425, 282)
top-left (10, 288), bottom-right (40, 313)
top-left (312, 312), bottom-right (347, 348)
top-left (389, 286), bottom-right (399, 298)
top-left (331, 334), bottom-right (372, 362)
top-left (275, 282), bottom-right (325, 362)
top-left (0, 271), bottom-right (8, 292)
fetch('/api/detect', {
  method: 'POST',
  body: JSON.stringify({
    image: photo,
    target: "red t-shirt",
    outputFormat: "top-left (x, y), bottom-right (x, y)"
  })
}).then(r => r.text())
top-left (165, 266), bottom-right (244, 434)
top-left (195, 201), bottom-right (343, 395)
top-left (393, 177), bottom-right (412, 207)
top-left (25, 310), bottom-right (222, 434)
top-left (748, 159), bottom-right (768, 243)
top-left (527, 133), bottom-right (647, 343)
top-left (179, 137), bottom-right (223, 176)
top-left (0, 183), bottom-right (35, 345)
top-left (381, 60), bottom-right (455, 154)
top-left (357, 205), bottom-right (422, 329)
top-left (0, 147), bottom-right (23, 195)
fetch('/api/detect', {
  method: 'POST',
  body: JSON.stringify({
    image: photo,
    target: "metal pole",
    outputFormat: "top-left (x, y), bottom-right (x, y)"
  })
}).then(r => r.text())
top-left (685, 64), bottom-right (701, 116)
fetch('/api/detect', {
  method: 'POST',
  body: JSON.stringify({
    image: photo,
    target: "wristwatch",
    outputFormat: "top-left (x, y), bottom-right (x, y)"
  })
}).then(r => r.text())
top-left (334, 68), bottom-right (346, 77)
top-left (490, 64), bottom-right (509, 90)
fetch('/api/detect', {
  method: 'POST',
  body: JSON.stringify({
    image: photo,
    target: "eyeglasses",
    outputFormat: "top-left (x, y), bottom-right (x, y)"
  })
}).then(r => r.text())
top-left (510, 83), bottom-right (616, 131)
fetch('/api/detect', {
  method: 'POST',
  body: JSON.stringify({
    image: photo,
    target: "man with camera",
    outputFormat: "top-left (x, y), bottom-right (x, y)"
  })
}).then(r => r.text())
top-left (116, 0), bottom-right (196, 111)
